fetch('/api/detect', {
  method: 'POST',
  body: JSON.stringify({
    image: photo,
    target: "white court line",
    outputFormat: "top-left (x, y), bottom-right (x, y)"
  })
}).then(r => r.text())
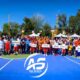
top-left (0, 56), bottom-right (26, 60)
top-left (0, 59), bottom-right (13, 71)
top-left (64, 56), bottom-right (80, 66)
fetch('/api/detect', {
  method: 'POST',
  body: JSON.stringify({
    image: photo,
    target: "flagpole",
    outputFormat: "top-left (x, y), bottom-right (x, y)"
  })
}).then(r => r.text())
top-left (8, 15), bottom-right (10, 36)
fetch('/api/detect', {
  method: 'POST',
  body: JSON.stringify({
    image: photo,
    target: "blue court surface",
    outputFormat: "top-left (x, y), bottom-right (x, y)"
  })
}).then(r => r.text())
top-left (0, 55), bottom-right (80, 80)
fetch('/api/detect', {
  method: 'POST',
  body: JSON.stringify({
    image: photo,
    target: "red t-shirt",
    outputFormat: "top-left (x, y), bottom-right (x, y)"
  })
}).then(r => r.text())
top-left (5, 41), bottom-right (10, 51)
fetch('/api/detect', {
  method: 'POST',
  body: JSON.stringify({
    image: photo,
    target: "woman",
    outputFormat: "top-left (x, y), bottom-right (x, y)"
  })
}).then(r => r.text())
top-left (21, 40), bottom-right (26, 54)
top-left (38, 38), bottom-right (43, 53)
top-left (42, 38), bottom-right (50, 55)
top-left (30, 39), bottom-right (37, 53)
top-left (0, 37), bottom-right (4, 55)
top-left (61, 42), bottom-right (67, 56)
top-left (5, 39), bottom-right (10, 54)
top-left (68, 43), bottom-right (73, 55)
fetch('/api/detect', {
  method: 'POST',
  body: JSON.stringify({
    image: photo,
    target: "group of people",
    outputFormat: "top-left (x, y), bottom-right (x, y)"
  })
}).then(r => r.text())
top-left (0, 35), bottom-right (80, 56)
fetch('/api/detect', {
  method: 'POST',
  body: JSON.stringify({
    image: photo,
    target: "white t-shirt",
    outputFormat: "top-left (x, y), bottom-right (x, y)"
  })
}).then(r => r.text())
top-left (30, 43), bottom-right (37, 47)
top-left (12, 40), bottom-right (20, 46)
top-left (0, 40), bottom-right (4, 49)
top-left (61, 44), bottom-right (68, 49)
top-left (52, 43), bottom-right (59, 48)
top-left (76, 46), bottom-right (80, 52)
top-left (3, 39), bottom-right (7, 43)
top-left (42, 44), bottom-right (50, 48)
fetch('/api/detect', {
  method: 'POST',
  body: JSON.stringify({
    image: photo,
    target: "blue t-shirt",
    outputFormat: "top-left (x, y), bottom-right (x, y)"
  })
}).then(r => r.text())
top-left (26, 40), bottom-right (30, 46)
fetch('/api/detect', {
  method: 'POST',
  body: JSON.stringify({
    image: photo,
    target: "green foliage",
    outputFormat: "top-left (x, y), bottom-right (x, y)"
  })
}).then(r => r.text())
top-left (22, 17), bottom-right (35, 34)
top-left (10, 22), bottom-right (20, 36)
top-left (31, 15), bottom-right (44, 33)
top-left (21, 15), bottom-right (45, 35)
top-left (3, 23), bottom-right (9, 34)
top-left (57, 9), bottom-right (80, 34)
top-left (68, 9), bottom-right (80, 34)
top-left (57, 14), bottom-right (67, 28)
top-left (2, 9), bottom-right (80, 36)
top-left (3, 22), bottom-right (20, 36)
top-left (42, 23), bottom-right (51, 37)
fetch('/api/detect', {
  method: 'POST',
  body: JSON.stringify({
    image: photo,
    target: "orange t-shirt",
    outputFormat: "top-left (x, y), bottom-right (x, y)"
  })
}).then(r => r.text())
top-left (74, 40), bottom-right (79, 47)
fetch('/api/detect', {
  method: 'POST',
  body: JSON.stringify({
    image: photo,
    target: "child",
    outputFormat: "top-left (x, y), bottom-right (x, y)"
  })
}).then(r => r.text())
top-left (21, 40), bottom-right (26, 54)
top-left (5, 39), bottom-right (10, 54)
top-left (0, 37), bottom-right (4, 55)
top-left (14, 43), bottom-right (18, 55)
top-left (42, 41), bottom-right (50, 56)
top-left (75, 43), bottom-right (80, 57)
top-left (61, 42), bottom-right (67, 56)
top-left (30, 40), bottom-right (37, 54)
top-left (68, 43), bottom-right (73, 56)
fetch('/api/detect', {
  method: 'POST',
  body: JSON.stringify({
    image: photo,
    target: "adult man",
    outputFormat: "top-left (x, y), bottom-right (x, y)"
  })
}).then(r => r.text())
top-left (21, 40), bottom-right (26, 54)
top-left (25, 37), bottom-right (30, 53)
top-left (61, 42), bottom-right (68, 56)
top-left (75, 43), bottom-right (80, 57)
top-left (0, 37), bottom-right (4, 55)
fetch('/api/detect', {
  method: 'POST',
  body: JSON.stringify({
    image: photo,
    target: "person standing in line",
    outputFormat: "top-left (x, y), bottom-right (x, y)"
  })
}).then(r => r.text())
top-left (75, 43), bottom-right (80, 57)
top-left (0, 37), bottom-right (4, 55)
top-left (68, 43), bottom-right (73, 56)
top-left (4, 39), bottom-right (10, 54)
top-left (21, 40), bottom-right (26, 54)
top-left (25, 37), bottom-right (30, 53)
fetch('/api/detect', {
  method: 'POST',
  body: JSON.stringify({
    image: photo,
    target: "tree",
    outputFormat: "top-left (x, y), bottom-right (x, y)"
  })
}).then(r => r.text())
top-left (31, 14), bottom-right (44, 33)
top-left (56, 14), bottom-right (67, 33)
top-left (3, 22), bottom-right (20, 36)
top-left (69, 16), bottom-right (76, 34)
top-left (0, 31), bottom-right (2, 36)
top-left (22, 17), bottom-right (35, 34)
top-left (3, 23), bottom-right (9, 35)
top-left (42, 23), bottom-right (51, 37)
top-left (68, 9), bottom-right (80, 34)
top-left (76, 9), bottom-right (80, 34)
top-left (10, 22), bottom-right (20, 36)
top-left (58, 14), bottom-right (67, 28)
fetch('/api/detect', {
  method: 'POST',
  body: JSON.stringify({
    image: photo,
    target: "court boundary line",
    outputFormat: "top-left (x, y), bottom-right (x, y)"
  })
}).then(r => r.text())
top-left (0, 56), bottom-right (26, 60)
top-left (0, 59), bottom-right (13, 71)
top-left (64, 56), bottom-right (80, 66)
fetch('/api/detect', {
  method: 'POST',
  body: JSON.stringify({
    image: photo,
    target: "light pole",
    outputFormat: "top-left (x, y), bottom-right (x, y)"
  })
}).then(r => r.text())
top-left (21, 29), bottom-right (24, 37)
top-left (8, 15), bottom-right (10, 36)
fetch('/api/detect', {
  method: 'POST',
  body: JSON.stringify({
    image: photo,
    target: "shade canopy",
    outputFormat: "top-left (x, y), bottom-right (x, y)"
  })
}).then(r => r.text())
top-left (70, 34), bottom-right (80, 38)
top-left (56, 33), bottom-right (67, 37)
top-left (29, 33), bottom-right (39, 37)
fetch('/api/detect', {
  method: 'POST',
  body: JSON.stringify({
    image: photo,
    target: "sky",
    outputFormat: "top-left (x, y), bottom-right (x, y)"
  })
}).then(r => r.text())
top-left (0, 0), bottom-right (80, 31)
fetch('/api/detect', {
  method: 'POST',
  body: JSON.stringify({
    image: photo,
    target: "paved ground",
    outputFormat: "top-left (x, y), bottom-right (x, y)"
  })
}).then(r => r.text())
top-left (0, 55), bottom-right (80, 80)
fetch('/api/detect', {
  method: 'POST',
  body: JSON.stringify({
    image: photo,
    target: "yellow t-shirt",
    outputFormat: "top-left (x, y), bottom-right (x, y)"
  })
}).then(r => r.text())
top-left (68, 45), bottom-right (73, 51)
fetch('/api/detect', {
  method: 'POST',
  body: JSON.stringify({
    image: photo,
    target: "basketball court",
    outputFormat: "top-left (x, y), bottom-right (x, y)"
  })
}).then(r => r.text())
top-left (0, 55), bottom-right (80, 80)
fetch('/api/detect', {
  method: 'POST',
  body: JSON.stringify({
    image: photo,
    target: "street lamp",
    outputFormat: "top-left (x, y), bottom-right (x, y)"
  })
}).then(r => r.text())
top-left (21, 29), bottom-right (24, 37)
top-left (22, 30), bottom-right (24, 33)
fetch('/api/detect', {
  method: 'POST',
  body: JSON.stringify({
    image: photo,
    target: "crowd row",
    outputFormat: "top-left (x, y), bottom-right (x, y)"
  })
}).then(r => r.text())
top-left (0, 36), bottom-right (80, 56)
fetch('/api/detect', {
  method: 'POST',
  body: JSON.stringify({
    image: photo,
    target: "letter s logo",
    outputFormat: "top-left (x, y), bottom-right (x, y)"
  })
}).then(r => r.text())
top-left (36, 58), bottom-right (46, 70)
top-left (26, 58), bottom-right (46, 70)
top-left (24, 53), bottom-right (48, 78)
